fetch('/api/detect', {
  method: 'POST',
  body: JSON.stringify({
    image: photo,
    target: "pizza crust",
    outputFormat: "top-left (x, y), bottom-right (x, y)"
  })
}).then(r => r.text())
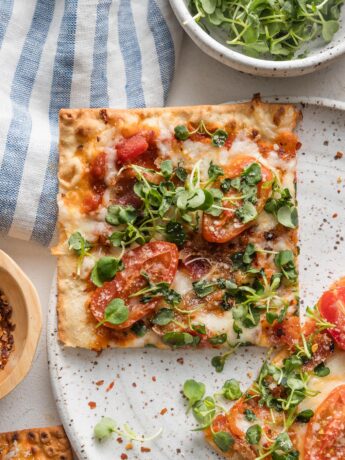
top-left (56, 98), bottom-right (301, 349)
top-left (0, 425), bottom-right (73, 460)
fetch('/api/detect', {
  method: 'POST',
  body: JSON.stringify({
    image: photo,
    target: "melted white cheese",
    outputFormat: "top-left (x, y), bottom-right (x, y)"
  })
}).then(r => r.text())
top-left (171, 270), bottom-right (193, 295)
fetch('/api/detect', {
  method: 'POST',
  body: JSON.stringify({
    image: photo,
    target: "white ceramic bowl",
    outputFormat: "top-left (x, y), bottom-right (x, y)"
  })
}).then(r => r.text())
top-left (169, 0), bottom-right (345, 77)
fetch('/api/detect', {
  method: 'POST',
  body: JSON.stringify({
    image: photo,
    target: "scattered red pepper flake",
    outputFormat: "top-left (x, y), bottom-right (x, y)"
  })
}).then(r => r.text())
top-left (176, 357), bottom-right (184, 365)
top-left (88, 401), bottom-right (96, 409)
top-left (333, 213), bottom-right (338, 218)
top-left (120, 454), bottom-right (128, 460)
top-left (95, 380), bottom-right (104, 386)
top-left (132, 382), bottom-right (137, 387)
top-left (160, 408), bottom-right (168, 415)
top-left (125, 443), bottom-right (133, 450)
top-left (335, 151), bottom-right (343, 160)
top-left (152, 376), bottom-right (156, 382)
top-left (141, 447), bottom-right (151, 453)
top-left (106, 380), bottom-right (115, 392)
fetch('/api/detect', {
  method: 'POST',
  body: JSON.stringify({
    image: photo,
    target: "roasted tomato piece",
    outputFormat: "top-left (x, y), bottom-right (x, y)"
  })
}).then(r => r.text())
top-left (202, 155), bottom-right (273, 243)
top-left (89, 242), bottom-right (179, 329)
top-left (116, 133), bottom-right (149, 164)
top-left (318, 285), bottom-right (345, 350)
top-left (267, 316), bottom-right (301, 349)
top-left (304, 384), bottom-right (345, 460)
top-left (89, 152), bottom-right (106, 181)
top-left (206, 414), bottom-right (256, 460)
top-left (275, 131), bottom-right (301, 157)
top-left (82, 192), bottom-right (103, 213)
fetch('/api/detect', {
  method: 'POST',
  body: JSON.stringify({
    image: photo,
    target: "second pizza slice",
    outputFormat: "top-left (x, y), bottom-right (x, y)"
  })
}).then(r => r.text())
top-left (53, 98), bottom-right (301, 350)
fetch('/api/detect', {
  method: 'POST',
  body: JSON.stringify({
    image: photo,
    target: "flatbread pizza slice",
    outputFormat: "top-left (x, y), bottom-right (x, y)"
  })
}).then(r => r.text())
top-left (54, 98), bottom-right (301, 350)
top-left (185, 279), bottom-right (345, 460)
top-left (0, 425), bottom-right (73, 460)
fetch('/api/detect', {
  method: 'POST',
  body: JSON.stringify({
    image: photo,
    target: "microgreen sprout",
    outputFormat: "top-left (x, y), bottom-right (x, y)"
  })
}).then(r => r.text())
top-left (68, 232), bottom-right (92, 276)
top-left (174, 120), bottom-right (229, 147)
top-left (96, 298), bottom-right (129, 328)
top-left (94, 416), bottom-right (162, 443)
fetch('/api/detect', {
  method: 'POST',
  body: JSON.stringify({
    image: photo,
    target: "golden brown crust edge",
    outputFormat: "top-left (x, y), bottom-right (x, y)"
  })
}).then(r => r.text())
top-left (0, 425), bottom-right (73, 460)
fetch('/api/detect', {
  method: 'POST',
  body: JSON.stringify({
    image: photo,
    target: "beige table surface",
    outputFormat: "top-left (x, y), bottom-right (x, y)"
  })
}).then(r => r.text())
top-left (1, 32), bottom-right (345, 432)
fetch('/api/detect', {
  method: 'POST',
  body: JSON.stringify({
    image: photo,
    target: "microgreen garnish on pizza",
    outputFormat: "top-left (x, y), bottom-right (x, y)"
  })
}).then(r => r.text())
top-left (53, 98), bottom-right (301, 350)
top-left (183, 279), bottom-right (345, 460)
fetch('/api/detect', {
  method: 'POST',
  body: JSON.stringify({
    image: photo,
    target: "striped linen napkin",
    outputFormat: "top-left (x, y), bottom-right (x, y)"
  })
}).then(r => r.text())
top-left (0, 0), bottom-right (182, 245)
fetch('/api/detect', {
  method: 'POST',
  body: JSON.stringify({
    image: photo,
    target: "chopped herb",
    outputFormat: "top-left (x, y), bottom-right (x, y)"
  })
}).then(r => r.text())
top-left (162, 331), bottom-right (196, 347)
top-left (175, 164), bottom-right (188, 182)
top-left (220, 178), bottom-right (232, 192)
top-left (165, 221), bottom-right (186, 247)
top-left (68, 232), bottom-right (92, 276)
top-left (211, 129), bottom-right (228, 147)
top-left (208, 333), bottom-right (227, 345)
top-left (192, 279), bottom-right (218, 298)
top-left (160, 160), bottom-right (173, 178)
top-left (207, 161), bottom-right (224, 182)
top-left (192, 396), bottom-right (216, 428)
top-left (296, 409), bottom-right (314, 423)
top-left (212, 431), bottom-right (234, 452)
top-left (96, 298), bottom-right (129, 328)
top-left (221, 379), bottom-right (242, 401)
top-left (90, 256), bottom-right (124, 287)
top-left (265, 184), bottom-right (298, 229)
top-left (183, 379), bottom-right (206, 412)
top-left (130, 320), bottom-right (147, 337)
top-left (192, 323), bottom-right (207, 335)
top-left (244, 409), bottom-right (256, 422)
top-left (242, 163), bottom-right (262, 185)
top-left (68, 232), bottom-right (92, 255)
top-left (174, 125), bottom-right (190, 141)
top-left (151, 308), bottom-right (174, 326)
top-left (105, 204), bottom-right (137, 226)
top-left (235, 201), bottom-right (257, 223)
top-left (277, 205), bottom-right (299, 229)
top-left (314, 362), bottom-right (330, 377)
top-left (133, 273), bottom-right (181, 306)
top-left (274, 250), bottom-right (298, 282)
top-left (245, 424), bottom-right (262, 445)
top-left (94, 417), bottom-right (116, 441)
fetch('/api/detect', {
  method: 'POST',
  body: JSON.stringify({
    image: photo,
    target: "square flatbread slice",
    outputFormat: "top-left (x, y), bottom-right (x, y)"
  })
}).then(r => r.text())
top-left (54, 98), bottom-right (301, 350)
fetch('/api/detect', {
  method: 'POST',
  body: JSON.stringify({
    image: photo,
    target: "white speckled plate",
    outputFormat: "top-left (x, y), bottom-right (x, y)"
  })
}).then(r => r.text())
top-left (48, 98), bottom-right (345, 460)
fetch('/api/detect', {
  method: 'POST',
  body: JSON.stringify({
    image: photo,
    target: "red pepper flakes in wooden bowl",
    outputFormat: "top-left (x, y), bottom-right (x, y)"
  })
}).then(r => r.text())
top-left (0, 290), bottom-right (15, 370)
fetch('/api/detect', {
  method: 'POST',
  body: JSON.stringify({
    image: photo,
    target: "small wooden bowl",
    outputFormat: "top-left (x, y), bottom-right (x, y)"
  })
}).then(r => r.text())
top-left (0, 250), bottom-right (42, 399)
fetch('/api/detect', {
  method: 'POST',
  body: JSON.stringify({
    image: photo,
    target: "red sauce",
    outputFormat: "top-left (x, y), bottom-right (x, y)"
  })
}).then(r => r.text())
top-left (83, 152), bottom-right (107, 213)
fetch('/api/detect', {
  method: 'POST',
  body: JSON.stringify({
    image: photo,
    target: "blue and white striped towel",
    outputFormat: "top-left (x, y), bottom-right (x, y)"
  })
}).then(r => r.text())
top-left (0, 0), bottom-right (182, 245)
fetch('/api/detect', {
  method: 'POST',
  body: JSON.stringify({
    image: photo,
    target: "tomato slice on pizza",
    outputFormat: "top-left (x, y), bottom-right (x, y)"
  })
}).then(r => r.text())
top-left (90, 242), bottom-right (178, 330)
top-left (202, 155), bottom-right (273, 243)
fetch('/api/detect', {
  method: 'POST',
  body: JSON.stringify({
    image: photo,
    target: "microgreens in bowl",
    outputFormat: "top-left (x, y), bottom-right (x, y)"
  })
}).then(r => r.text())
top-left (188, 0), bottom-right (344, 60)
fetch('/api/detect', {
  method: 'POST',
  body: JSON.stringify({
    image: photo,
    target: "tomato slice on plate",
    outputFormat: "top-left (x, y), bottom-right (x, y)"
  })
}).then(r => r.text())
top-left (304, 384), bottom-right (345, 460)
top-left (318, 285), bottom-right (345, 350)
top-left (90, 241), bottom-right (179, 329)
top-left (116, 133), bottom-right (149, 164)
top-left (202, 155), bottom-right (273, 243)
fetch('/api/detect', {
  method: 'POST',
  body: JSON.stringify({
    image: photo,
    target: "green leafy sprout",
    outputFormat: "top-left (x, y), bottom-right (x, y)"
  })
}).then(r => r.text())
top-left (68, 232), bottom-right (92, 276)
top-left (94, 416), bottom-right (162, 443)
top-left (174, 119), bottom-right (229, 147)
top-left (188, 0), bottom-right (344, 61)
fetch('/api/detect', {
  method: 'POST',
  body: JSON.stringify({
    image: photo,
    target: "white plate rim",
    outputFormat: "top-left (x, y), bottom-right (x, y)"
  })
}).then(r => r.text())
top-left (47, 96), bottom-right (345, 459)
